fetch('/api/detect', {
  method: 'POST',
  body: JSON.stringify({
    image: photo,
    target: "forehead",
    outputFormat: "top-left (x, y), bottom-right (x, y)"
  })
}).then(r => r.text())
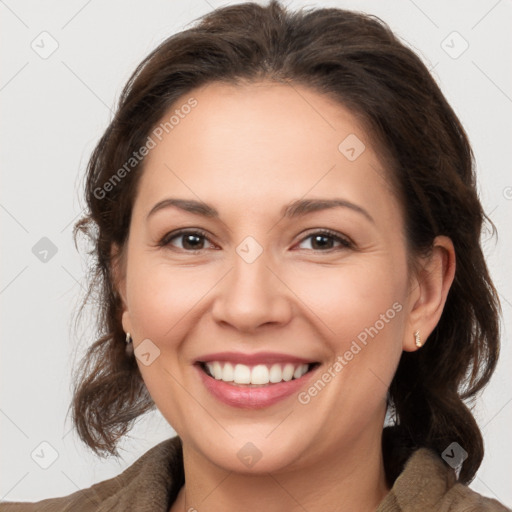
top-left (135, 81), bottom-right (400, 226)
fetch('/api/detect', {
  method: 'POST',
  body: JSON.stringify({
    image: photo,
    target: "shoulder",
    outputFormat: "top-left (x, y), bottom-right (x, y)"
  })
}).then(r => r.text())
top-left (0, 436), bottom-right (184, 512)
top-left (378, 448), bottom-right (510, 512)
top-left (0, 487), bottom-right (101, 512)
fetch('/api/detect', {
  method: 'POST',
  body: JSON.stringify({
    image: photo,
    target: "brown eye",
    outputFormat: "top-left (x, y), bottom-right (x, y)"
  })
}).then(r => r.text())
top-left (296, 230), bottom-right (353, 251)
top-left (159, 229), bottom-right (214, 252)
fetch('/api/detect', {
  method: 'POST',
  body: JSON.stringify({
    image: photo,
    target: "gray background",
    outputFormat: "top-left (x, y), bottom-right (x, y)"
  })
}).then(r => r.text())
top-left (1, 0), bottom-right (511, 506)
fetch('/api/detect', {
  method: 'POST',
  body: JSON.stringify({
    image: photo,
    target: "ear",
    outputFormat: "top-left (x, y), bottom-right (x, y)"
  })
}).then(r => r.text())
top-left (111, 243), bottom-right (133, 335)
top-left (403, 235), bottom-right (456, 352)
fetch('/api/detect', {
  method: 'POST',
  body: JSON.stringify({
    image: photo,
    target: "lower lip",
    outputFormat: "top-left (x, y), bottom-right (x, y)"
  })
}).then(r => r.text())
top-left (196, 364), bottom-right (318, 409)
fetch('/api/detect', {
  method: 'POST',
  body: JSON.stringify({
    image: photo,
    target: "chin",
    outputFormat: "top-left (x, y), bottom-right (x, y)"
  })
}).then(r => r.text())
top-left (186, 427), bottom-right (312, 475)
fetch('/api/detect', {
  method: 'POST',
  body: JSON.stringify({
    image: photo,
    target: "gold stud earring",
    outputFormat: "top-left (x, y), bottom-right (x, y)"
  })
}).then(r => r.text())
top-left (414, 330), bottom-right (422, 348)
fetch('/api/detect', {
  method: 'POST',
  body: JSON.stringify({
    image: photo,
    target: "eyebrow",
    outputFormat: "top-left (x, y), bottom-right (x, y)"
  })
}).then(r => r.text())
top-left (147, 198), bottom-right (218, 220)
top-left (282, 198), bottom-right (374, 223)
top-left (146, 197), bottom-right (374, 224)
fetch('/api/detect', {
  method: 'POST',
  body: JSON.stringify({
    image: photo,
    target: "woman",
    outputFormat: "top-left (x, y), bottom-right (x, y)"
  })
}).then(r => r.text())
top-left (1, 1), bottom-right (509, 510)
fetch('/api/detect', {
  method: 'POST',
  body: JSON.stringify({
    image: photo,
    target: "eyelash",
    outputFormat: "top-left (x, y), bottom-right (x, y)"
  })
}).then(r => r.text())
top-left (157, 228), bottom-right (354, 253)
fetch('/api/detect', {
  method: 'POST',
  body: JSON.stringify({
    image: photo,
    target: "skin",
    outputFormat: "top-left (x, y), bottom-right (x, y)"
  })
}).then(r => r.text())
top-left (113, 81), bottom-right (455, 512)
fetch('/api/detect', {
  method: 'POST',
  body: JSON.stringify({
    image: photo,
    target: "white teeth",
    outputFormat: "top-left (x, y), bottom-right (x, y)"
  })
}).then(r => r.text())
top-left (234, 364), bottom-right (251, 384)
top-left (294, 364), bottom-right (308, 379)
top-left (213, 361), bottom-right (223, 380)
top-left (282, 363), bottom-right (295, 381)
top-left (222, 362), bottom-right (234, 382)
top-left (204, 361), bottom-right (311, 385)
top-left (251, 364), bottom-right (269, 385)
top-left (269, 364), bottom-right (282, 383)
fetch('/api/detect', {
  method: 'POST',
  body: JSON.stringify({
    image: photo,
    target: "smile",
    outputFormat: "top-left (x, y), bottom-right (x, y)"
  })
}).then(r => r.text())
top-left (194, 352), bottom-right (321, 408)
top-left (200, 361), bottom-right (317, 386)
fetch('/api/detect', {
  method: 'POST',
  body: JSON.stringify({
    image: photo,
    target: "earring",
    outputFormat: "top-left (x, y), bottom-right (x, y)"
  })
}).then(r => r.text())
top-left (125, 332), bottom-right (134, 357)
top-left (414, 330), bottom-right (422, 348)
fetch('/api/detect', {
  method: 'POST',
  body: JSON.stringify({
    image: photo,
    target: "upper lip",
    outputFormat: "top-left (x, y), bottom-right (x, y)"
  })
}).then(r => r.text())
top-left (196, 351), bottom-right (317, 365)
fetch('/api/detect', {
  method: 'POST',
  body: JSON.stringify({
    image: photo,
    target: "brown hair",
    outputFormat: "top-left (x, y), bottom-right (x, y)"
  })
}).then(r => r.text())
top-left (70, 0), bottom-right (500, 485)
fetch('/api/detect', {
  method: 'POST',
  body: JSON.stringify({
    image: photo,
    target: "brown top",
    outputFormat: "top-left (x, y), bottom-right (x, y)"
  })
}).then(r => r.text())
top-left (0, 436), bottom-right (509, 511)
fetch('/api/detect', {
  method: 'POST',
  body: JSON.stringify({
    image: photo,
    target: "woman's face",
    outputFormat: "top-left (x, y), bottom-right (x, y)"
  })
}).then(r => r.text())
top-left (117, 81), bottom-right (418, 473)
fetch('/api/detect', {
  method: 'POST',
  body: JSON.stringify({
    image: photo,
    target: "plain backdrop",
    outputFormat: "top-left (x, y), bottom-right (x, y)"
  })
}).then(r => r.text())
top-left (1, 0), bottom-right (511, 506)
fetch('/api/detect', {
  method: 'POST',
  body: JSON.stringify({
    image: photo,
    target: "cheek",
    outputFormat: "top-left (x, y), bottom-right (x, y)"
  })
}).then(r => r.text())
top-left (289, 254), bottom-right (408, 410)
top-left (289, 256), bottom-right (406, 344)
top-left (124, 256), bottom-right (211, 431)
top-left (125, 256), bottom-right (216, 341)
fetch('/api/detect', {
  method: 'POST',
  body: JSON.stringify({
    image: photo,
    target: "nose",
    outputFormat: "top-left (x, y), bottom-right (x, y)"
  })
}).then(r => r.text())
top-left (211, 243), bottom-right (293, 333)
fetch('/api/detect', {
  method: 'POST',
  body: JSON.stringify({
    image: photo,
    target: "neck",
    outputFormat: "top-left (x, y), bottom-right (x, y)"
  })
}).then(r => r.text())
top-left (170, 427), bottom-right (389, 512)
